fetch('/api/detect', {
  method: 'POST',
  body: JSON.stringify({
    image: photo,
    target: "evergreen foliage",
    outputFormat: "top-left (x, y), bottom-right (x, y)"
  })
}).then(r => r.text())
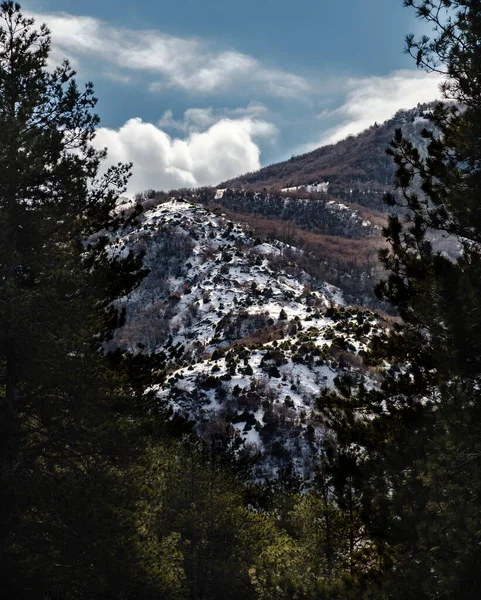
top-left (0, 3), bottom-right (158, 597)
top-left (321, 1), bottom-right (481, 597)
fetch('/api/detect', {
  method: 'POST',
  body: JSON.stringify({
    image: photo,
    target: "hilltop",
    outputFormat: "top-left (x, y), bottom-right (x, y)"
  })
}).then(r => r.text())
top-left (220, 102), bottom-right (436, 212)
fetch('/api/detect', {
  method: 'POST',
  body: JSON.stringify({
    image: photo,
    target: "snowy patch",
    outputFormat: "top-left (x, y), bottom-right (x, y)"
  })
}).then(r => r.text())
top-left (111, 197), bottom-right (382, 478)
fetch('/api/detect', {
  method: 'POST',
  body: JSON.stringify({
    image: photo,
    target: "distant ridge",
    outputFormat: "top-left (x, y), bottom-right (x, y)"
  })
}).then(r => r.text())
top-left (220, 102), bottom-right (437, 211)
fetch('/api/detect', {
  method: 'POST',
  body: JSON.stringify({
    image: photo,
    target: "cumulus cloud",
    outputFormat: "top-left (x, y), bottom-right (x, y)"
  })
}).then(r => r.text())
top-left (29, 10), bottom-right (309, 97)
top-left (94, 116), bottom-right (277, 195)
top-left (313, 70), bottom-right (444, 147)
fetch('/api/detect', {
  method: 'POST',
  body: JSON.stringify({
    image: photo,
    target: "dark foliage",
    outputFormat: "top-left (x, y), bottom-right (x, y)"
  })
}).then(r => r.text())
top-left (320, 2), bottom-right (481, 598)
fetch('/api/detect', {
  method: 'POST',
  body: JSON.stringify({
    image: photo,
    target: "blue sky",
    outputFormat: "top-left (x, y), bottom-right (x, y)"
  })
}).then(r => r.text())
top-left (24, 0), bottom-right (443, 194)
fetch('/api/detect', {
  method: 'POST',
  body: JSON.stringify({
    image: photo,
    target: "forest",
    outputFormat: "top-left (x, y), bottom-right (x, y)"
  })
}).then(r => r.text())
top-left (1, 1), bottom-right (481, 599)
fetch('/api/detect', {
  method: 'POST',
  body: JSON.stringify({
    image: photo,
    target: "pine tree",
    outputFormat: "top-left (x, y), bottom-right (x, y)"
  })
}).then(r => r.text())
top-left (329, 2), bottom-right (481, 597)
top-left (0, 3), bottom-right (161, 597)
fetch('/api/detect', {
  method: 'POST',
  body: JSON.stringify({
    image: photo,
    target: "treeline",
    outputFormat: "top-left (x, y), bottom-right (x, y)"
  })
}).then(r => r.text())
top-left (137, 187), bottom-right (379, 239)
top-left (207, 189), bottom-right (377, 238)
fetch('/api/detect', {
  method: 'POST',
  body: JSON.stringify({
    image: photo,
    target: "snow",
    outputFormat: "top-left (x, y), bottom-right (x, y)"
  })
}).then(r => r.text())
top-left (281, 182), bottom-right (330, 194)
top-left (414, 116), bottom-right (430, 125)
top-left (320, 282), bottom-right (345, 306)
top-left (111, 197), bottom-right (382, 477)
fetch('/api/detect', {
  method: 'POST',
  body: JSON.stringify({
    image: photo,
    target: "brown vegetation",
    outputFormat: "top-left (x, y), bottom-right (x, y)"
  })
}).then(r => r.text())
top-left (220, 102), bottom-right (436, 212)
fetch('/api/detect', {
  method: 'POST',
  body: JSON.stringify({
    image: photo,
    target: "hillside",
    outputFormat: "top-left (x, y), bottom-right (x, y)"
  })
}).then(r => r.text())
top-left (135, 105), bottom-right (442, 314)
top-left (111, 198), bottom-right (384, 477)
top-left (108, 105), bottom-right (445, 477)
top-left (220, 102), bottom-right (436, 212)
top-left (137, 187), bottom-right (388, 308)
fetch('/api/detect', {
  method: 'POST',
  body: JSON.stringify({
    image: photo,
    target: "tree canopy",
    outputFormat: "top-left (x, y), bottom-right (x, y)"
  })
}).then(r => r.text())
top-left (322, 2), bottom-right (481, 597)
top-left (0, 2), bottom-right (157, 596)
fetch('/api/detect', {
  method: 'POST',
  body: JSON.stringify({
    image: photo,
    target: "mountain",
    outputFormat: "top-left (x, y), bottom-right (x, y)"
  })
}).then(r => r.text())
top-left (111, 198), bottom-right (383, 478)
top-left (135, 187), bottom-right (388, 309)
top-left (108, 106), bottom-right (445, 477)
top-left (220, 102), bottom-right (436, 212)
top-left (133, 104), bottom-right (443, 312)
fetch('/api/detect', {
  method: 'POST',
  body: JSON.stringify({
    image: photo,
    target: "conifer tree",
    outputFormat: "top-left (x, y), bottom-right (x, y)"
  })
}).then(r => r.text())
top-left (325, 2), bottom-right (481, 597)
top-left (0, 3), bottom-right (160, 597)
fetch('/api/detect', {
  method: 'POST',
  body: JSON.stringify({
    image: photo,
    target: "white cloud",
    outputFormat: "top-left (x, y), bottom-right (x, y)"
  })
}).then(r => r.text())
top-left (29, 10), bottom-right (309, 97)
top-left (157, 102), bottom-right (268, 132)
top-left (94, 116), bottom-right (277, 195)
top-left (313, 70), bottom-right (444, 147)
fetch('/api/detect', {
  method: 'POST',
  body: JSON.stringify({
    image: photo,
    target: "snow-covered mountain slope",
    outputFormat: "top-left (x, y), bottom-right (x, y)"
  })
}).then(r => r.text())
top-left (112, 198), bottom-right (382, 477)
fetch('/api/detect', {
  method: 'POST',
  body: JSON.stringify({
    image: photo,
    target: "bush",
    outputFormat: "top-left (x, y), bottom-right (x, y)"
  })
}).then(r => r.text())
top-left (268, 365), bottom-right (281, 378)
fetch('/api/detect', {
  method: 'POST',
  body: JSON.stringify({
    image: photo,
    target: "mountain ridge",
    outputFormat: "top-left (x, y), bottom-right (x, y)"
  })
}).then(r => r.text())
top-left (219, 101), bottom-right (437, 212)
